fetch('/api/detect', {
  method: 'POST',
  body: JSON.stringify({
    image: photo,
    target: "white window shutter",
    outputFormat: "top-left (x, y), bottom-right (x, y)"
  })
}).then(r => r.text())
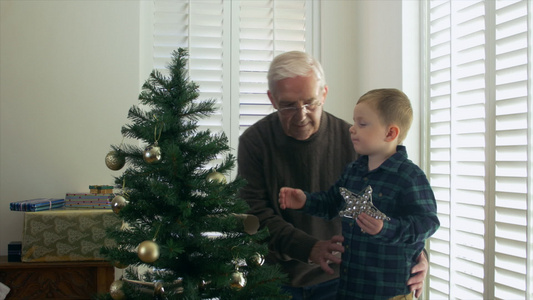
top-left (232, 0), bottom-right (312, 162)
top-left (151, 0), bottom-right (315, 173)
top-left (424, 0), bottom-right (531, 299)
top-left (153, 0), bottom-right (227, 135)
top-left (236, 0), bottom-right (308, 136)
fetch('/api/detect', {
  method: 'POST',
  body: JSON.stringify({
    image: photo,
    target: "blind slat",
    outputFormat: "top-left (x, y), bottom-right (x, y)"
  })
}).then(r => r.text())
top-left (425, 0), bottom-right (530, 299)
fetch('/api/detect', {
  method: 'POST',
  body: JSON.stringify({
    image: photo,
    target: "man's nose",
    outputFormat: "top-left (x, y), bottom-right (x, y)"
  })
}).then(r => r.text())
top-left (295, 106), bottom-right (308, 121)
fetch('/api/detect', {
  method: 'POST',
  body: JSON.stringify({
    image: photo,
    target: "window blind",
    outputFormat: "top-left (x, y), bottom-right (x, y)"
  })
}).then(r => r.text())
top-left (153, 0), bottom-right (228, 135)
top-left (237, 0), bottom-right (308, 135)
top-left (423, 0), bottom-right (531, 299)
top-left (151, 0), bottom-right (315, 172)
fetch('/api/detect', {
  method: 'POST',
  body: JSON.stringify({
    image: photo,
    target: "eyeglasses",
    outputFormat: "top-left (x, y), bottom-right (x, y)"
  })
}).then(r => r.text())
top-left (277, 101), bottom-right (323, 114)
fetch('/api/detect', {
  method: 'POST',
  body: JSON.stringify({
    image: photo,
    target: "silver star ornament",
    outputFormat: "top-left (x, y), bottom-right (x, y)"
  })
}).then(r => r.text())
top-left (339, 186), bottom-right (390, 221)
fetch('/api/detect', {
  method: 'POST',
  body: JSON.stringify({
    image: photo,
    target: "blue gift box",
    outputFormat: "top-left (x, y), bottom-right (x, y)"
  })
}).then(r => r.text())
top-left (10, 198), bottom-right (65, 211)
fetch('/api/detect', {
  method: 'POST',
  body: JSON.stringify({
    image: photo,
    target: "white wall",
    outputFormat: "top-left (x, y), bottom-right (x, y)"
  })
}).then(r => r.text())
top-left (323, 0), bottom-right (420, 163)
top-left (0, 1), bottom-right (141, 254)
top-left (0, 0), bottom-right (419, 257)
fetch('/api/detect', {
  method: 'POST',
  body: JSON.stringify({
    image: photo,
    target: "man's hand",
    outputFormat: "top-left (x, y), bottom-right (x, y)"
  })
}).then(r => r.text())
top-left (407, 250), bottom-right (429, 298)
top-left (308, 235), bottom-right (345, 274)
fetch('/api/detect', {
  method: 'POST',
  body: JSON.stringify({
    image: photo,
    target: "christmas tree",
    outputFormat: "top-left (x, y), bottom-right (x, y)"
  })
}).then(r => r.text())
top-left (100, 49), bottom-right (287, 299)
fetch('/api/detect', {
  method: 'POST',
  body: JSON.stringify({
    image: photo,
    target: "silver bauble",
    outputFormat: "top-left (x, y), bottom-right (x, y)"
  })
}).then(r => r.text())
top-left (111, 195), bottom-right (127, 214)
top-left (247, 253), bottom-right (265, 266)
top-left (154, 281), bottom-right (165, 296)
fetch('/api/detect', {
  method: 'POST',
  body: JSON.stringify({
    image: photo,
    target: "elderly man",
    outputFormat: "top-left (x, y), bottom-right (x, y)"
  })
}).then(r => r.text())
top-left (237, 51), bottom-right (428, 300)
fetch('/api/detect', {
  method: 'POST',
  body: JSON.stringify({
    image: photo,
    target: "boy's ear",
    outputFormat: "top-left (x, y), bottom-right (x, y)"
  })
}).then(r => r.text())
top-left (385, 125), bottom-right (399, 142)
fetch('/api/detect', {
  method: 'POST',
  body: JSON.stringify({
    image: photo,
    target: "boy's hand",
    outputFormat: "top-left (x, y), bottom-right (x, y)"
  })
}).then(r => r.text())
top-left (278, 187), bottom-right (306, 209)
top-left (356, 212), bottom-right (384, 235)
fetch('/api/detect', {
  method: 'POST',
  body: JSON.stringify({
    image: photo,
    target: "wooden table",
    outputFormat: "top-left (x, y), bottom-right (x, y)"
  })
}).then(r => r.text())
top-left (0, 256), bottom-right (114, 299)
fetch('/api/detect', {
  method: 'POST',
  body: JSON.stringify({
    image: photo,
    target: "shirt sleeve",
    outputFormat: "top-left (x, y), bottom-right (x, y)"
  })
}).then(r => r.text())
top-left (303, 171), bottom-right (349, 220)
top-left (375, 171), bottom-right (440, 245)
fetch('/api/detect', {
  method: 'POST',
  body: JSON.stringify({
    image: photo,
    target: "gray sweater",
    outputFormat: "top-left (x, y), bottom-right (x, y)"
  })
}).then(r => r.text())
top-left (237, 111), bottom-right (356, 287)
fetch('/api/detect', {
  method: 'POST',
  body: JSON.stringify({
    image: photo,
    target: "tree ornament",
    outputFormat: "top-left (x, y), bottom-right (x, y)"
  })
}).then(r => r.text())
top-left (143, 143), bottom-right (162, 164)
top-left (154, 281), bottom-right (165, 296)
top-left (109, 280), bottom-right (125, 300)
top-left (206, 171), bottom-right (226, 184)
top-left (198, 279), bottom-right (210, 291)
top-left (339, 186), bottom-right (391, 221)
top-left (230, 270), bottom-right (246, 289)
top-left (101, 49), bottom-right (287, 299)
top-left (121, 278), bottom-right (167, 296)
top-left (138, 240), bottom-right (160, 263)
top-left (232, 213), bottom-right (259, 235)
top-left (143, 119), bottom-right (163, 164)
top-left (105, 150), bottom-right (126, 171)
top-left (247, 253), bottom-right (265, 266)
top-left (111, 195), bottom-right (128, 214)
top-left (112, 260), bottom-right (129, 269)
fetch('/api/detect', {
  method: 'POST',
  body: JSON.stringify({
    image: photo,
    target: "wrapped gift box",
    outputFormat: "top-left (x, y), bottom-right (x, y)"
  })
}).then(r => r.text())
top-left (8, 241), bottom-right (22, 262)
top-left (10, 198), bottom-right (65, 211)
top-left (21, 209), bottom-right (121, 262)
top-left (89, 185), bottom-right (114, 194)
top-left (65, 193), bottom-right (114, 209)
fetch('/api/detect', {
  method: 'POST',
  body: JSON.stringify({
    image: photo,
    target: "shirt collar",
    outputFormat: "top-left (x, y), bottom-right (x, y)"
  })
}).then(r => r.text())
top-left (355, 145), bottom-right (409, 173)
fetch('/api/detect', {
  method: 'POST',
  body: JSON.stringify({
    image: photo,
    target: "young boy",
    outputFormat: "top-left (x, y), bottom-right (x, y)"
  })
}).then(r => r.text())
top-left (279, 88), bottom-right (439, 300)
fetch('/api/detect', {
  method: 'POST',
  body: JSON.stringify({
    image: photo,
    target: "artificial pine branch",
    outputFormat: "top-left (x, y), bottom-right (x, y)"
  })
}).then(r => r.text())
top-left (99, 49), bottom-right (287, 299)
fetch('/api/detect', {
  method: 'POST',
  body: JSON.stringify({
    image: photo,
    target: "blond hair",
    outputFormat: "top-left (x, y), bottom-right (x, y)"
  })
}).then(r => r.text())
top-left (357, 89), bottom-right (413, 144)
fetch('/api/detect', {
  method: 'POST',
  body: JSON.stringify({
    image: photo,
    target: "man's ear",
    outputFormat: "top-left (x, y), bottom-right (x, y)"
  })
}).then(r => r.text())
top-left (385, 125), bottom-right (400, 142)
top-left (267, 90), bottom-right (278, 109)
top-left (321, 85), bottom-right (329, 104)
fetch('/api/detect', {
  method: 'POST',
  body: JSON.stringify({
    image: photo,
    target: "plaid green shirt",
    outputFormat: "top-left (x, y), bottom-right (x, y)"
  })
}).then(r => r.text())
top-left (303, 145), bottom-right (439, 299)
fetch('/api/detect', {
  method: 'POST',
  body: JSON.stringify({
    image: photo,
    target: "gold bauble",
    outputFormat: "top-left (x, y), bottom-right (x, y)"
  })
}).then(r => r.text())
top-left (230, 271), bottom-right (246, 289)
top-left (206, 171), bottom-right (226, 184)
top-left (111, 195), bottom-right (127, 214)
top-left (112, 260), bottom-right (129, 269)
top-left (143, 145), bottom-right (162, 164)
top-left (105, 151), bottom-right (126, 171)
top-left (137, 240), bottom-right (160, 263)
top-left (109, 280), bottom-right (125, 300)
